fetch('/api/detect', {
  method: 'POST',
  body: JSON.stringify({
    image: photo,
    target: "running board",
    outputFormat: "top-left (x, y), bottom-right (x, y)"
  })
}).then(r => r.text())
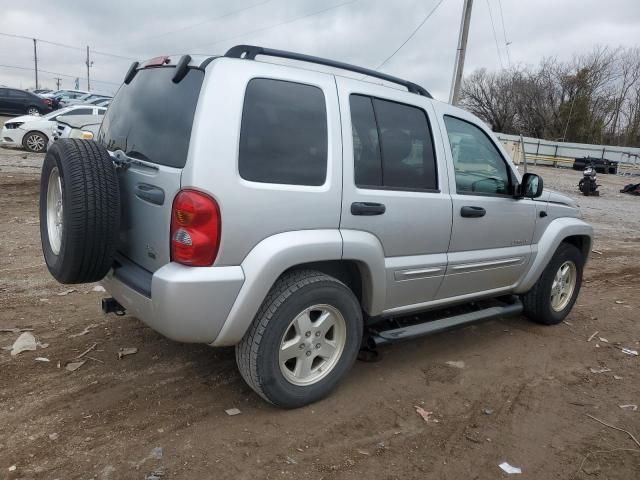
top-left (370, 300), bottom-right (523, 346)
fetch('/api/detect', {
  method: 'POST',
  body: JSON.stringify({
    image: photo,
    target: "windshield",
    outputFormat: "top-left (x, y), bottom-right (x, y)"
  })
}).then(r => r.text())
top-left (98, 67), bottom-right (204, 168)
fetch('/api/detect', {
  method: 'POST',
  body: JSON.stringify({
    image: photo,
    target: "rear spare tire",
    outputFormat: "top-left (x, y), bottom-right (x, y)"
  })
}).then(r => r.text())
top-left (39, 138), bottom-right (120, 284)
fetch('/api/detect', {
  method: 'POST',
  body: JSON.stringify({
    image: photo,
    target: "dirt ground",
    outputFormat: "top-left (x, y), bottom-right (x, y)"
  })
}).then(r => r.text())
top-left (1, 120), bottom-right (640, 479)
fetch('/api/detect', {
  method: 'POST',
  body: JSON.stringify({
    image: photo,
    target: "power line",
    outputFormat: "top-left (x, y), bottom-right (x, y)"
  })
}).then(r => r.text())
top-left (0, 32), bottom-right (135, 60)
top-left (374, 0), bottom-right (446, 70)
top-left (496, 0), bottom-right (511, 66)
top-left (485, 0), bottom-right (504, 69)
top-left (108, 0), bottom-right (273, 49)
top-left (189, 0), bottom-right (357, 52)
top-left (0, 64), bottom-right (120, 86)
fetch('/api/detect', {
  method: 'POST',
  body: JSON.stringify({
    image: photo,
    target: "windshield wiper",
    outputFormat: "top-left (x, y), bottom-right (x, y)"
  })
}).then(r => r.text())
top-left (111, 149), bottom-right (157, 171)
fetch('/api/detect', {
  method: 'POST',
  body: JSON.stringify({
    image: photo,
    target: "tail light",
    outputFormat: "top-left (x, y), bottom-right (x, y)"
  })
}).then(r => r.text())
top-left (170, 190), bottom-right (220, 266)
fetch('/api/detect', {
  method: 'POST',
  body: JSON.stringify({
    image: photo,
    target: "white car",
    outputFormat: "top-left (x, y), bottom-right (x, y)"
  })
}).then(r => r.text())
top-left (1, 105), bottom-right (106, 153)
top-left (47, 114), bottom-right (103, 150)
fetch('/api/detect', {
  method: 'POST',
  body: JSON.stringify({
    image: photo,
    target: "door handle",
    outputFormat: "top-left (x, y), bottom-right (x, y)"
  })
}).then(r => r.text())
top-left (351, 202), bottom-right (386, 216)
top-left (134, 183), bottom-right (165, 205)
top-left (460, 206), bottom-right (486, 218)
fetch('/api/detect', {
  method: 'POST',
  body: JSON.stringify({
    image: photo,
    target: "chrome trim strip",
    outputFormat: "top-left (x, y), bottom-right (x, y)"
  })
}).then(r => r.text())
top-left (451, 257), bottom-right (523, 272)
top-left (394, 266), bottom-right (444, 281)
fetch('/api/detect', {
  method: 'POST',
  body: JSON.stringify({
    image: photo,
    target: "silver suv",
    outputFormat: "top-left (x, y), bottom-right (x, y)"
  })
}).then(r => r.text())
top-left (39, 45), bottom-right (593, 408)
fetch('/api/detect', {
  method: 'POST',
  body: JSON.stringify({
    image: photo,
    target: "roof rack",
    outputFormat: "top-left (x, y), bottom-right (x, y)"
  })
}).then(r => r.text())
top-left (225, 45), bottom-right (432, 99)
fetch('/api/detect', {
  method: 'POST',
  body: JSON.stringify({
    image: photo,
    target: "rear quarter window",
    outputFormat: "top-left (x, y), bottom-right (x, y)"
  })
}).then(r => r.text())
top-left (239, 78), bottom-right (328, 186)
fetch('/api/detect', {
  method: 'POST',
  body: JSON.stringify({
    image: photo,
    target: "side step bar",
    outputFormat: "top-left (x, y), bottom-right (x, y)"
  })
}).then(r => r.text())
top-left (370, 300), bottom-right (523, 346)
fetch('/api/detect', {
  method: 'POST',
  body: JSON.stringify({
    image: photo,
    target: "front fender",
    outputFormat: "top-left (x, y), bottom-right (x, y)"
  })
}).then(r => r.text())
top-left (515, 217), bottom-right (593, 294)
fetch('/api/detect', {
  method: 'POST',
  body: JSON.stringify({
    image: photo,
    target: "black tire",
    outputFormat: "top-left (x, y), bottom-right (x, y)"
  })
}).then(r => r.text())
top-left (26, 106), bottom-right (40, 116)
top-left (22, 131), bottom-right (48, 153)
top-left (39, 138), bottom-right (120, 284)
top-left (236, 270), bottom-right (363, 408)
top-left (522, 243), bottom-right (584, 325)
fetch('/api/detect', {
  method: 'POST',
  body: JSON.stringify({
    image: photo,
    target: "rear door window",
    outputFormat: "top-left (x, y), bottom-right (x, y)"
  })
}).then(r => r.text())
top-left (350, 94), bottom-right (437, 191)
top-left (66, 108), bottom-right (93, 116)
top-left (239, 78), bottom-right (328, 186)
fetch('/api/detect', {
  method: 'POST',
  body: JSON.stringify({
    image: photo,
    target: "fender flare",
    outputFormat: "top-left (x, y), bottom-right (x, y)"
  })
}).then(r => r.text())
top-left (212, 229), bottom-right (387, 346)
top-left (514, 217), bottom-right (593, 294)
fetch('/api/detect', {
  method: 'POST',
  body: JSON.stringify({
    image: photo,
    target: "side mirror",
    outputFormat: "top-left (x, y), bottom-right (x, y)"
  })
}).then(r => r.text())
top-left (519, 173), bottom-right (543, 198)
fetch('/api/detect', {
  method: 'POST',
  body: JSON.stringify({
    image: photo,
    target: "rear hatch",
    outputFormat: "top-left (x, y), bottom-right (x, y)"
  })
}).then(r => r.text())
top-left (97, 64), bottom-right (204, 272)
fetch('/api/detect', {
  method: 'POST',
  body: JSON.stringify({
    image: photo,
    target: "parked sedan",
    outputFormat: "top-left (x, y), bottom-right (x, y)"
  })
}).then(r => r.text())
top-left (1, 105), bottom-right (106, 152)
top-left (47, 114), bottom-right (103, 150)
top-left (0, 87), bottom-right (53, 116)
top-left (60, 93), bottom-right (111, 108)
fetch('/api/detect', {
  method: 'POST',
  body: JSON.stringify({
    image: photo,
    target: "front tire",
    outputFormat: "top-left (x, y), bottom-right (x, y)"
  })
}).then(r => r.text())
top-left (522, 243), bottom-right (584, 325)
top-left (23, 131), bottom-right (48, 153)
top-left (27, 106), bottom-right (40, 116)
top-left (236, 270), bottom-right (363, 408)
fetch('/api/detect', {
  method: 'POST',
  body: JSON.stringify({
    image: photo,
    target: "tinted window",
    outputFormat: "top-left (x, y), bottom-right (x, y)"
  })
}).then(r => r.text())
top-left (350, 95), bottom-right (382, 186)
top-left (239, 78), bottom-right (327, 186)
top-left (0, 88), bottom-right (7, 98)
top-left (98, 67), bottom-right (204, 168)
top-left (66, 108), bottom-right (93, 116)
top-left (444, 115), bottom-right (512, 195)
top-left (8, 90), bottom-right (27, 98)
top-left (350, 95), bottom-right (437, 190)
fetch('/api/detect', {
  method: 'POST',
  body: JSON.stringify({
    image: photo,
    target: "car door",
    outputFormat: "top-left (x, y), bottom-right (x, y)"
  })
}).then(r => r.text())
top-left (433, 103), bottom-right (537, 299)
top-left (336, 77), bottom-right (452, 315)
top-left (0, 88), bottom-right (9, 114)
top-left (8, 89), bottom-right (30, 114)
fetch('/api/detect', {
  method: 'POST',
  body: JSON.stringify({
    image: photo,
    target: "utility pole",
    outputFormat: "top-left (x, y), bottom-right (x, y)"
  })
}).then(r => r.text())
top-left (33, 38), bottom-right (39, 90)
top-left (54, 77), bottom-right (62, 90)
top-left (85, 45), bottom-right (92, 91)
top-left (449, 0), bottom-right (473, 105)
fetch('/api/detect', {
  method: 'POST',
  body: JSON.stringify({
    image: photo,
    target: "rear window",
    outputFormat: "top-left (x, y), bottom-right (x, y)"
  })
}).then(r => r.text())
top-left (98, 67), bottom-right (204, 168)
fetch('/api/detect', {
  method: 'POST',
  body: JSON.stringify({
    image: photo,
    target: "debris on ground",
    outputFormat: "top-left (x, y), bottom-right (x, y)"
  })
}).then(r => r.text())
top-left (592, 250), bottom-right (603, 255)
top-left (34, 357), bottom-right (50, 362)
top-left (445, 360), bottom-right (465, 369)
top-left (415, 406), bottom-right (439, 423)
top-left (587, 331), bottom-right (599, 342)
top-left (620, 182), bottom-right (640, 195)
top-left (8, 465), bottom-right (16, 472)
top-left (619, 347), bottom-right (638, 356)
top-left (68, 324), bottom-right (98, 338)
top-left (598, 337), bottom-right (609, 343)
top-left (482, 408), bottom-right (494, 415)
top-left (225, 408), bottom-right (241, 416)
top-left (150, 447), bottom-right (163, 460)
top-left (619, 404), bottom-right (638, 411)
top-left (498, 462), bottom-right (522, 474)
top-left (65, 360), bottom-right (87, 372)
top-left (284, 455), bottom-right (297, 465)
top-left (0, 327), bottom-right (34, 333)
top-left (614, 375), bottom-right (623, 380)
top-left (90, 285), bottom-right (106, 293)
top-left (10, 332), bottom-right (37, 356)
top-left (615, 300), bottom-right (625, 304)
top-left (75, 343), bottom-right (97, 359)
top-left (57, 288), bottom-right (77, 296)
top-left (48, 433), bottom-right (59, 441)
top-left (589, 367), bottom-right (611, 374)
top-left (118, 347), bottom-right (138, 359)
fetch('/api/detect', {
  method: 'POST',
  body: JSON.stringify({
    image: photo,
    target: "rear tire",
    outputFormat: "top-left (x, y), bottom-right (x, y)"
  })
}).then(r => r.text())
top-left (39, 138), bottom-right (120, 284)
top-left (522, 243), bottom-right (584, 325)
top-left (236, 270), bottom-right (363, 408)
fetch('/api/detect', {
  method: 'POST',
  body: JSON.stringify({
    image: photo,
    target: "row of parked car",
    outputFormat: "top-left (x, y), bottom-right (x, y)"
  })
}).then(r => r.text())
top-left (0, 87), bottom-right (111, 152)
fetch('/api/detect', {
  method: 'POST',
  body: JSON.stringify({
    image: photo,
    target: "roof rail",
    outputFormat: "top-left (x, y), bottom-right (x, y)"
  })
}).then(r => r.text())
top-left (225, 45), bottom-right (432, 99)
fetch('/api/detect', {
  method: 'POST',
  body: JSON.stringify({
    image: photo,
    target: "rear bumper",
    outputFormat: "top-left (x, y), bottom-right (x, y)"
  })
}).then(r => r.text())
top-left (101, 257), bottom-right (244, 343)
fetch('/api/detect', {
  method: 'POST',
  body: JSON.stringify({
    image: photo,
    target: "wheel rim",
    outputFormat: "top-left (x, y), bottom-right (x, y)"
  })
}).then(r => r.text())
top-left (26, 134), bottom-right (45, 152)
top-left (279, 304), bottom-right (347, 386)
top-left (27, 107), bottom-right (39, 116)
top-left (46, 167), bottom-right (63, 255)
top-left (550, 260), bottom-right (577, 312)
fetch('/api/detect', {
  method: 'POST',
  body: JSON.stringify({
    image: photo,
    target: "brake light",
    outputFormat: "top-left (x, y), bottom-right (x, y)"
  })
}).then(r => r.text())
top-left (170, 190), bottom-right (220, 266)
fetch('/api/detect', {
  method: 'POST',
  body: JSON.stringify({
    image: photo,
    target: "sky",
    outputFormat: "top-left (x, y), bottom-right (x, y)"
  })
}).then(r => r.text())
top-left (1, 0), bottom-right (639, 100)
